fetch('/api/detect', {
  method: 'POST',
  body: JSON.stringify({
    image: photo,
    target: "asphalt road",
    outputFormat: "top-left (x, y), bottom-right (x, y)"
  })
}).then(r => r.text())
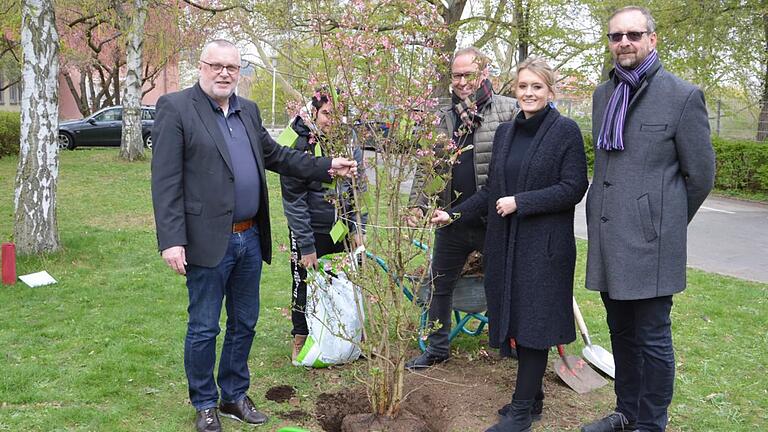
top-left (575, 194), bottom-right (768, 284)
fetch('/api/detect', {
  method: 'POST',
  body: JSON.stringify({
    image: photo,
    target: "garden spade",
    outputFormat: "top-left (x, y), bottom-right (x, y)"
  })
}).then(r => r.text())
top-left (573, 297), bottom-right (616, 379)
top-left (553, 344), bottom-right (607, 394)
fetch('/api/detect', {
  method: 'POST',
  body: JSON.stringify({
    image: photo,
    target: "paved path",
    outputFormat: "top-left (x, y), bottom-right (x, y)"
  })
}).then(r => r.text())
top-left (575, 194), bottom-right (768, 284)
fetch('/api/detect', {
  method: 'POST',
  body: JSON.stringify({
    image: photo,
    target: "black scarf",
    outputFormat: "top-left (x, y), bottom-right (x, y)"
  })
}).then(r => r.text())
top-left (451, 78), bottom-right (494, 137)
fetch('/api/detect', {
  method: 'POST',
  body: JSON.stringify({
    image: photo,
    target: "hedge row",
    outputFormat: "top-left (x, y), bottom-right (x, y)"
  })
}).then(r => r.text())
top-left (582, 134), bottom-right (768, 194)
top-left (711, 136), bottom-right (768, 192)
top-left (0, 111), bottom-right (20, 158)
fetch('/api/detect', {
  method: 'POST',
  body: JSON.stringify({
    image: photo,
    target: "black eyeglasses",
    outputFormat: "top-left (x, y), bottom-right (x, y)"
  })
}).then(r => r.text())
top-left (200, 60), bottom-right (241, 74)
top-left (451, 71), bottom-right (478, 82)
top-left (606, 31), bottom-right (651, 43)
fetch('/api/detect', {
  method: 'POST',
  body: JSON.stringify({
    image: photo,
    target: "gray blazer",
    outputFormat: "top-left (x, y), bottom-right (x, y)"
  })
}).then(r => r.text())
top-left (586, 61), bottom-right (715, 300)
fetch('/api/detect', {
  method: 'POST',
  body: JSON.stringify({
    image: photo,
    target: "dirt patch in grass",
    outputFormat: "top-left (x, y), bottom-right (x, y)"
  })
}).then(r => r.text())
top-left (313, 353), bottom-right (615, 431)
top-left (279, 409), bottom-right (312, 422)
top-left (266, 385), bottom-right (296, 403)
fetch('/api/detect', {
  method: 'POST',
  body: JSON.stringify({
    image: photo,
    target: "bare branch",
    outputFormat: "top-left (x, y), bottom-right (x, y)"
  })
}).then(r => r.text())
top-left (0, 77), bottom-right (20, 92)
top-left (180, 0), bottom-right (252, 13)
top-left (473, 0), bottom-right (511, 48)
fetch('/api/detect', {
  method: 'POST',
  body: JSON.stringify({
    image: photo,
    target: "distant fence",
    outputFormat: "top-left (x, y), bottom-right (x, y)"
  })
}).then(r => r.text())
top-left (557, 97), bottom-right (765, 142)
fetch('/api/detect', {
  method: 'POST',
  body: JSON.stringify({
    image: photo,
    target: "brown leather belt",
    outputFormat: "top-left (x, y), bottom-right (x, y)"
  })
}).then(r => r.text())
top-left (232, 219), bottom-right (254, 233)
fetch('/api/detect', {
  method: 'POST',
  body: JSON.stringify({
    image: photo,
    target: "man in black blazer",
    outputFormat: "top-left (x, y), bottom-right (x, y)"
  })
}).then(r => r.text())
top-left (151, 39), bottom-right (356, 432)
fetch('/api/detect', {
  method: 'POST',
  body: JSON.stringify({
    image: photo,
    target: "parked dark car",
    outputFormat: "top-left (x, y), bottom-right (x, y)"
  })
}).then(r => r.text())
top-left (58, 105), bottom-right (155, 150)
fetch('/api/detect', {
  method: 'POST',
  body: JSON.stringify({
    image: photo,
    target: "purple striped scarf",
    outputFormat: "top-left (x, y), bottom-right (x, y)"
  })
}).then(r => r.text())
top-left (597, 50), bottom-right (659, 151)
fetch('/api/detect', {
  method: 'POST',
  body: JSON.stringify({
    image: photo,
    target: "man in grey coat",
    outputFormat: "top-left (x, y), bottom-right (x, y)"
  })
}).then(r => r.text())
top-left (581, 7), bottom-right (715, 432)
top-left (406, 47), bottom-right (516, 369)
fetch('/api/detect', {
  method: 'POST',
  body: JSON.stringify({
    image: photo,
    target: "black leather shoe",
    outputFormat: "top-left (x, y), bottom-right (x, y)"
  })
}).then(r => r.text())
top-left (220, 395), bottom-right (268, 425)
top-left (195, 408), bottom-right (221, 432)
top-left (581, 412), bottom-right (636, 432)
top-left (405, 351), bottom-right (449, 369)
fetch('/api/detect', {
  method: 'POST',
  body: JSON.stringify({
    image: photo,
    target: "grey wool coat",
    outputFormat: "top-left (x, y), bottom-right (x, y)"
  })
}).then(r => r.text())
top-left (586, 60), bottom-right (716, 300)
top-left (452, 108), bottom-right (589, 352)
top-left (410, 93), bottom-right (517, 210)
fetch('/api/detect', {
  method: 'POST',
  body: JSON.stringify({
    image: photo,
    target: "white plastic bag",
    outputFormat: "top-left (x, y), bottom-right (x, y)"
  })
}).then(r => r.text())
top-left (294, 267), bottom-right (365, 367)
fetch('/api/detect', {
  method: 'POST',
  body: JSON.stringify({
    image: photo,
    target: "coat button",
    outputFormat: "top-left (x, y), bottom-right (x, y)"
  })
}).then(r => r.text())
top-left (227, 210), bottom-right (232, 215)
top-left (229, 177), bottom-right (234, 183)
top-left (603, 181), bottom-right (612, 187)
top-left (600, 216), bottom-right (608, 223)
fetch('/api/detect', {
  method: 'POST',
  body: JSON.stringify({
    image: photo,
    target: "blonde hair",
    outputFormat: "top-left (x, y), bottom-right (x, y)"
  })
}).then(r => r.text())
top-left (513, 56), bottom-right (556, 97)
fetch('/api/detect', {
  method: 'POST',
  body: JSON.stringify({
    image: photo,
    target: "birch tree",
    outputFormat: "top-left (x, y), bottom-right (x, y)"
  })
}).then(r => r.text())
top-left (15, 0), bottom-right (60, 254)
top-left (117, 0), bottom-right (147, 160)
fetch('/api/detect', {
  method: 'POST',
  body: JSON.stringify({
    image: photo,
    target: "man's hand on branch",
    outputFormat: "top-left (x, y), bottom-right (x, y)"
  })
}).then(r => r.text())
top-left (329, 158), bottom-right (357, 177)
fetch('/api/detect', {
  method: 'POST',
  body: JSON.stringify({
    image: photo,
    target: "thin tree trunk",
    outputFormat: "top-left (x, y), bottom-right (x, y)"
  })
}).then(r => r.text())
top-left (436, 0), bottom-right (469, 99)
top-left (757, 11), bottom-right (768, 141)
top-left (15, 0), bottom-right (60, 254)
top-left (62, 69), bottom-right (89, 116)
top-left (515, 0), bottom-right (529, 63)
top-left (120, 0), bottom-right (147, 161)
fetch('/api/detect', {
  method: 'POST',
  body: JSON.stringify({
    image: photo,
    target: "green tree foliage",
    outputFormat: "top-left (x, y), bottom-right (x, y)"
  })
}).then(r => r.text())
top-left (0, 0), bottom-right (21, 88)
top-left (57, 0), bottom-right (218, 116)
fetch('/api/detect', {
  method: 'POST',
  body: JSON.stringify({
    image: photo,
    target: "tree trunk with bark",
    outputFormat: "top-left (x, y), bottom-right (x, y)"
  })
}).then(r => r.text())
top-left (515, 0), bottom-right (529, 63)
top-left (15, 0), bottom-right (60, 254)
top-left (119, 0), bottom-right (147, 160)
top-left (436, 0), bottom-right (469, 99)
top-left (757, 11), bottom-right (768, 142)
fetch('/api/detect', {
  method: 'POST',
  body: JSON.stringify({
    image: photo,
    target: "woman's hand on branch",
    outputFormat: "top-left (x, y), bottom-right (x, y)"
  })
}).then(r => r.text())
top-left (430, 209), bottom-right (451, 225)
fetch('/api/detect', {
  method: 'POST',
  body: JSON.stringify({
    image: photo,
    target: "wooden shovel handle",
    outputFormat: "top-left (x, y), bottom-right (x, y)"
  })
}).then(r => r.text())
top-left (573, 297), bottom-right (593, 346)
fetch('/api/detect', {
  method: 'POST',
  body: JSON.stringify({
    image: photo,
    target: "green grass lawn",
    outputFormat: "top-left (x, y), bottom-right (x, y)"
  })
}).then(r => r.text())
top-left (0, 149), bottom-right (766, 431)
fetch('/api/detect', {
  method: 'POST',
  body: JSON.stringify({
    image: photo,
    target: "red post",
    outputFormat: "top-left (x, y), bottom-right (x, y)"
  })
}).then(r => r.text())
top-left (2, 242), bottom-right (16, 285)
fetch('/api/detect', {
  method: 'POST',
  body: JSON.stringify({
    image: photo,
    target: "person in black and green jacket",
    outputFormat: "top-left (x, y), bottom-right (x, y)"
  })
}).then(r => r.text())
top-left (279, 90), bottom-right (367, 364)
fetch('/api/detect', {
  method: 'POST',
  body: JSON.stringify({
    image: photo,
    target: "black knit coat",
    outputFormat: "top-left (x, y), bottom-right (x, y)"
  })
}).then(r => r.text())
top-left (452, 107), bottom-right (588, 354)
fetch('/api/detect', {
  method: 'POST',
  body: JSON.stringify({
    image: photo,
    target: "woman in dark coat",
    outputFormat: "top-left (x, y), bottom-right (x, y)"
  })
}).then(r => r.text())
top-left (432, 57), bottom-right (588, 432)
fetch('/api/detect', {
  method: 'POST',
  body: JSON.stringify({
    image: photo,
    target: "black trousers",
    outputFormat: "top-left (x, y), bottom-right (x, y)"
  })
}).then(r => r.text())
top-left (602, 292), bottom-right (674, 432)
top-left (425, 222), bottom-right (486, 356)
top-left (289, 230), bottom-right (346, 336)
top-left (514, 345), bottom-right (548, 401)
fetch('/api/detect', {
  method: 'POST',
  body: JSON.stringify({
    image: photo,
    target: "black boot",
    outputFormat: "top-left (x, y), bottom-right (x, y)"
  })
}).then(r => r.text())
top-left (498, 387), bottom-right (544, 421)
top-left (486, 398), bottom-right (533, 432)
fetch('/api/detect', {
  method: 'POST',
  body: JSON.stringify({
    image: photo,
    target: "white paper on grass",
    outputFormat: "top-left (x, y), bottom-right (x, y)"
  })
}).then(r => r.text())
top-left (18, 271), bottom-right (57, 287)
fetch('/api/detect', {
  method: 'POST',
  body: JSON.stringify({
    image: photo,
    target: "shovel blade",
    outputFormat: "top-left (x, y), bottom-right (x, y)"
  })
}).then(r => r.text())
top-left (583, 345), bottom-right (615, 379)
top-left (554, 355), bottom-right (608, 394)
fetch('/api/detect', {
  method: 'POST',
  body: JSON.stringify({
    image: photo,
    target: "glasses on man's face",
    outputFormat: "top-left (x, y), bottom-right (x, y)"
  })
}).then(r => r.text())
top-left (451, 71), bottom-right (478, 83)
top-left (607, 31), bottom-right (650, 43)
top-left (201, 60), bottom-right (241, 75)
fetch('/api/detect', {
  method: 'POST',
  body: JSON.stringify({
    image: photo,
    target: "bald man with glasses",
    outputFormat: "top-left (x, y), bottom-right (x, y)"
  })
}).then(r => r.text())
top-left (151, 39), bottom-right (356, 432)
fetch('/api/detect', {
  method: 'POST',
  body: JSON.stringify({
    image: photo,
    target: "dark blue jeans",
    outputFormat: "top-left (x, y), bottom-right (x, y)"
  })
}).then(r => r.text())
top-left (601, 293), bottom-right (674, 432)
top-left (425, 222), bottom-right (485, 357)
top-left (184, 226), bottom-right (263, 410)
